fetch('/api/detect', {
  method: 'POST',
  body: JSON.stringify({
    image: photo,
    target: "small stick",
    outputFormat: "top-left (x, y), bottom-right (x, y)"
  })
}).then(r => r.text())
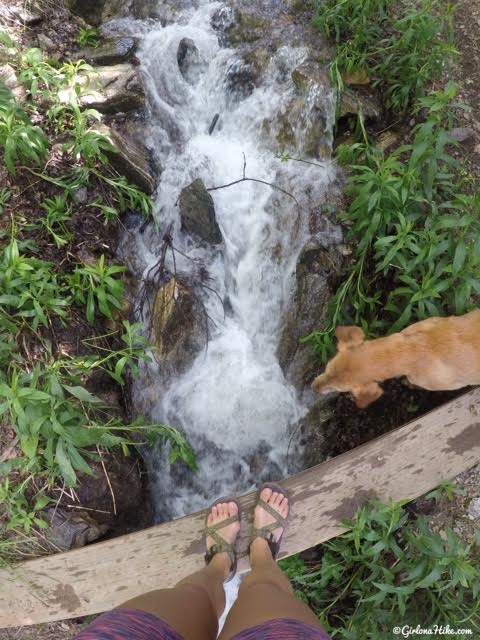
top-left (66, 504), bottom-right (111, 515)
top-left (97, 446), bottom-right (117, 516)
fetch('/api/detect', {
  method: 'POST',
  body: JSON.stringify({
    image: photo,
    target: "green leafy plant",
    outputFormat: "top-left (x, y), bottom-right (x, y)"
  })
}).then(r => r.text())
top-left (315, 0), bottom-right (457, 113)
top-left (0, 478), bottom-right (50, 534)
top-left (0, 238), bottom-right (70, 329)
top-left (95, 171), bottom-right (153, 219)
top-left (280, 498), bottom-right (480, 638)
top-left (69, 255), bottom-right (126, 324)
top-left (40, 194), bottom-right (73, 247)
top-left (0, 188), bottom-right (11, 215)
top-left (307, 85), bottom-right (480, 360)
top-left (77, 27), bottom-right (101, 49)
top-left (0, 361), bottom-right (196, 487)
top-left (0, 82), bottom-right (48, 175)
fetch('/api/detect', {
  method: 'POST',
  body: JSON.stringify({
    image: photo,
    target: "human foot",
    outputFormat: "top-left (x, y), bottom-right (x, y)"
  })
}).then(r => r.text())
top-left (205, 500), bottom-right (241, 581)
top-left (250, 485), bottom-right (289, 562)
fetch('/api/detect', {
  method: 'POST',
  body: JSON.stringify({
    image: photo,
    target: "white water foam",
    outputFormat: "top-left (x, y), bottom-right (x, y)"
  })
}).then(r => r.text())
top-left (116, 1), bottom-right (338, 521)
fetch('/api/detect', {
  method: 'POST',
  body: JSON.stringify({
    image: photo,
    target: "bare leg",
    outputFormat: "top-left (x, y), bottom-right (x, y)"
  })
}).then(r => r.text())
top-left (219, 489), bottom-right (325, 639)
top-left (120, 501), bottom-right (240, 640)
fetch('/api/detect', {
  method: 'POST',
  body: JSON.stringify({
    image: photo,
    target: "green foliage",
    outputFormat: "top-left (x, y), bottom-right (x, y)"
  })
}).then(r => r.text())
top-left (95, 171), bottom-right (153, 219)
top-left (0, 188), bottom-right (11, 215)
top-left (0, 82), bottom-right (48, 175)
top-left (77, 28), bottom-right (102, 49)
top-left (18, 48), bottom-right (95, 102)
top-left (41, 194), bottom-right (73, 248)
top-left (0, 238), bottom-right (70, 329)
top-left (280, 499), bottom-right (480, 638)
top-left (0, 478), bottom-right (50, 534)
top-left (0, 26), bottom-right (187, 556)
top-left (307, 84), bottom-right (480, 360)
top-left (59, 105), bottom-right (115, 165)
top-left (315, 0), bottom-right (457, 113)
top-left (69, 255), bottom-right (126, 324)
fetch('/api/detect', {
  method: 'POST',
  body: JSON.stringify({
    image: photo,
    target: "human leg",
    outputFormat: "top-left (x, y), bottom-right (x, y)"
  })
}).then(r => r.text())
top-left (75, 501), bottom-right (240, 640)
top-left (219, 488), bottom-right (325, 639)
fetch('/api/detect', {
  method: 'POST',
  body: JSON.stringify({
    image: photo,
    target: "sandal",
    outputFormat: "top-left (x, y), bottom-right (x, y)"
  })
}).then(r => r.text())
top-left (204, 497), bottom-right (240, 582)
top-left (249, 482), bottom-right (289, 560)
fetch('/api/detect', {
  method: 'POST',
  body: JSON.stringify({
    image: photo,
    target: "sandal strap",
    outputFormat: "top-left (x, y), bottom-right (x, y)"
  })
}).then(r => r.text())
top-left (204, 512), bottom-right (239, 580)
top-left (206, 514), bottom-right (238, 533)
top-left (256, 498), bottom-right (287, 527)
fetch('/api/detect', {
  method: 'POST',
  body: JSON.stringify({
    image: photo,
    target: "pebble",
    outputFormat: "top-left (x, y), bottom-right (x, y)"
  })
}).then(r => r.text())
top-left (74, 187), bottom-right (88, 204)
top-left (37, 33), bottom-right (56, 52)
top-left (467, 497), bottom-right (480, 520)
top-left (449, 127), bottom-right (476, 143)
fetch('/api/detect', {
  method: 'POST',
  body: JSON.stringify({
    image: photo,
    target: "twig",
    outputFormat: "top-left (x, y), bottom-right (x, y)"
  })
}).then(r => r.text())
top-left (66, 504), bottom-right (111, 514)
top-left (97, 445), bottom-right (117, 516)
top-left (207, 176), bottom-right (300, 208)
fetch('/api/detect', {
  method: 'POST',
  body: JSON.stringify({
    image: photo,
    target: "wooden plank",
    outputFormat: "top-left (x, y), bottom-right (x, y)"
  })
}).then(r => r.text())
top-left (1, 389), bottom-right (479, 628)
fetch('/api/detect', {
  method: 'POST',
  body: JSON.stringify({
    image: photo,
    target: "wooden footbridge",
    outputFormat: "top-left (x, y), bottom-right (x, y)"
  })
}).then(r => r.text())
top-left (1, 389), bottom-right (480, 628)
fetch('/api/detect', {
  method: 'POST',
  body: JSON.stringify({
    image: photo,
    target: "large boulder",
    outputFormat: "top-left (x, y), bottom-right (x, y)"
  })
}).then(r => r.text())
top-left (65, 0), bottom-right (126, 25)
top-left (266, 58), bottom-right (334, 159)
top-left (152, 278), bottom-right (207, 376)
top-left (177, 38), bottom-right (202, 84)
top-left (94, 123), bottom-right (155, 194)
top-left (72, 63), bottom-right (145, 114)
top-left (339, 89), bottom-right (381, 121)
top-left (277, 217), bottom-right (344, 396)
top-left (178, 179), bottom-right (222, 244)
top-left (77, 37), bottom-right (137, 66)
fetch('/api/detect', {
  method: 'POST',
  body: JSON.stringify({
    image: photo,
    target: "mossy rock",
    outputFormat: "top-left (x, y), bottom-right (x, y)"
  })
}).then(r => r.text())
top-left (229, 11), bottom-right (268, 45)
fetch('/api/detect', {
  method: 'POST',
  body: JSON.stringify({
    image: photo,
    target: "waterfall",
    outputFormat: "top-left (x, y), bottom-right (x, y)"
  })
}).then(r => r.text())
top-left (113, 0), bottom-right (338, 522)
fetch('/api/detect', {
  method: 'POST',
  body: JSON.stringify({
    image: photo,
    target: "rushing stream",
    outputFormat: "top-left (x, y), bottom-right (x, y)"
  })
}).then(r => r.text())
top-left (114, 1), bottom-right (337, 523)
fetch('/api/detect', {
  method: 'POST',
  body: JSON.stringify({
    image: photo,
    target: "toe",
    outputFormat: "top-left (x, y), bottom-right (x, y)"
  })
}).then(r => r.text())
top-left (228, 501), bottom-right (238, 518)
top-left (260, 487), bottom-right (272, 502)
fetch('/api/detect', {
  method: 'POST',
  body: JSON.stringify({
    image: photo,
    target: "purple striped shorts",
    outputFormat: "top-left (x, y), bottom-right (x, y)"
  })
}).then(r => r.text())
top-left (74, 609), bottom-right (332, 640)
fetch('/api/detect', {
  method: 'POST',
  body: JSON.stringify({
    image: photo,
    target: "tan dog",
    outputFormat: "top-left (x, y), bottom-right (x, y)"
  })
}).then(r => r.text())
top-left (312, 310), bottom-right (480, 408)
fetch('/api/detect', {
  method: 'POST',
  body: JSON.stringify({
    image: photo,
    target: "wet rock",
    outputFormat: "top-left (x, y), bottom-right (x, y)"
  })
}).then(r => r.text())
top-left (269, 58), bottom-right (333, 159)
top-left (299, 399), bottom-right (336, 467)
top-left (37, 33), bottom-right (56, 52)
top-left (225, 58), bottom-right (257, 101)
top-left (246, 441), bottom-right (283, 483)
top-left (177, 38), bottom-right (202, 84)
top-left (228, 11), bottom-right (268, 46)
top-left (179, 179), bottom-right (222, 244)
top-left (450, 127), bottom-right (476, 143)
top-left (45, 507), bottom-right (108, 551)
top-left (76, 63), bottom-right (145, 114)
top-left (94, 123), bottom-right (155, 194)
top-left (152, 278), bottom-right (206, 376)
top-left (340, 89), bottom-right (381, 121)
top-left (278, 217), bottom-right (344, 396)
top-left (211, 6), bottom-right (236, 32)
top-left (78, 37), bottom-right (137, 66)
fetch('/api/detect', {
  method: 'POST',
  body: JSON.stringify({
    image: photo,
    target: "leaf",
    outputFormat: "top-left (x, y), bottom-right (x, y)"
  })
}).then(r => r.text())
top-left (63, 385), bottom-right (103, 405)
top-left (20, 435), bottom-right (38, 459)
top-left (452, 241), bottom-right (466, 275)
top-left (55, 438), bottom-right (77, 487)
